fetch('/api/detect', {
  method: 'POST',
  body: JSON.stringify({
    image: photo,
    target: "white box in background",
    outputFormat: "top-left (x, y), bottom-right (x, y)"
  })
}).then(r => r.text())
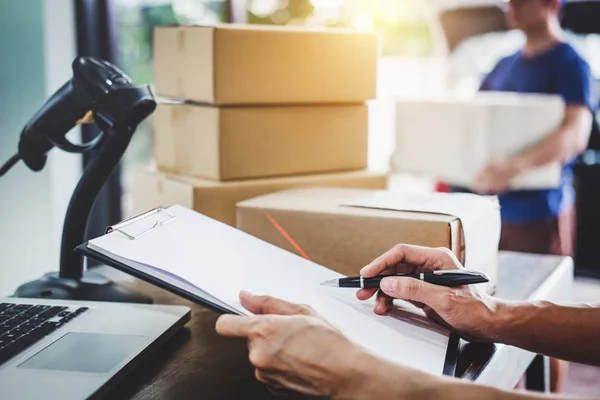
top-left (392, 92), bottom-right (565, 190)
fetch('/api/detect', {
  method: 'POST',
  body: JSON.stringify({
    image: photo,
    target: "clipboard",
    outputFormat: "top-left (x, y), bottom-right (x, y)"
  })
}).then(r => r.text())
top-left (78, 206), bottom-right (460, 378)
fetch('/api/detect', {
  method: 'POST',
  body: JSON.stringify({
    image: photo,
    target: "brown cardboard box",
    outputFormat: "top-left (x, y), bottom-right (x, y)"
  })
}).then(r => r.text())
top-left (153, 24), bottom-right (378, 105)
top-left (154, 102), bottom-right (368, 180)
top-left (237, 188), bottom-right (500, 293)
top-left (133, 169), bottom-right (388, 227)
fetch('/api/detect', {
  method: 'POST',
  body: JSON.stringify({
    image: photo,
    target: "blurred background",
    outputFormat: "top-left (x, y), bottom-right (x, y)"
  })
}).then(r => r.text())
top-left (112, 0), bottom-right (600, 212)
top-left (116, 0), bottom-right (444, 211)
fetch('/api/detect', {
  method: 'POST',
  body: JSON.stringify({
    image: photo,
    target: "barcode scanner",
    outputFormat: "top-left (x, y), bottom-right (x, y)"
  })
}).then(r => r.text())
top-left (1, 57), bottom-right (155, 175)
top-left (1, 56), bottom-right (156, 303)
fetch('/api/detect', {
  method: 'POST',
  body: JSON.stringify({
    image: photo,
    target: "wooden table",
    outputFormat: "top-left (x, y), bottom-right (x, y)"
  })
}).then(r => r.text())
top-left (98, 251), bottom-right (573, 399)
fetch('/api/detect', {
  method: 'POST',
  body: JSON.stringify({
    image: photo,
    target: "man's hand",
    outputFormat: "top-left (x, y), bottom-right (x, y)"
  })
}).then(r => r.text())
top-left (473, 158), bottom-right (521, 194)
top-left (358, 245), bottom-right (503, 343)
top-left (215, 292), bottom-right (370, 398)
top-left (214, 269), bottom-right (600, 400)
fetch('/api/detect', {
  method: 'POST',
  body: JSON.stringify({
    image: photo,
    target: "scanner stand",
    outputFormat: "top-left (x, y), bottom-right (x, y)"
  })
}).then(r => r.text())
top-left (13, 123), bottom-right (153, 304)
top-left (14, 270), bottom-right (152, 303)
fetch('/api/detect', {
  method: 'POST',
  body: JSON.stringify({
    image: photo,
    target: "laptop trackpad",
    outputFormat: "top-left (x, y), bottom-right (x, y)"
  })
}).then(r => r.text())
top-left (18, 332), bottom-right (148, 373)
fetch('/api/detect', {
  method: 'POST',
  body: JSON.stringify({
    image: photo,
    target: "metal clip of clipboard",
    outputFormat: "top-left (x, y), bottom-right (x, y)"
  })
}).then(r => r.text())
top-left (106, 207), bottom-right (176, 240)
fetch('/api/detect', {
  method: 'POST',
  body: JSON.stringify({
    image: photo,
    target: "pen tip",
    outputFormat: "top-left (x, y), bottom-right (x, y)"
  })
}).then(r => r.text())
top-left (320, 279), bottom-right (338, 287)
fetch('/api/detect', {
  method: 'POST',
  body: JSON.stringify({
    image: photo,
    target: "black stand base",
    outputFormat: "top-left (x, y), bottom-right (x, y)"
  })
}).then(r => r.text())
top-left (13, 271), bottom-right (153, 304)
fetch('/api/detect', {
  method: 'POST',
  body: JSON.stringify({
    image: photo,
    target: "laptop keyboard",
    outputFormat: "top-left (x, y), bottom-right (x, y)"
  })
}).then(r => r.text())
top-left (0, 303), bottom-right (88, 366)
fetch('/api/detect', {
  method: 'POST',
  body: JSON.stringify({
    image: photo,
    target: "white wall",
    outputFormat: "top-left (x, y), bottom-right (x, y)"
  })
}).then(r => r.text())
top-left (0, 0), bottom-right (80, 296)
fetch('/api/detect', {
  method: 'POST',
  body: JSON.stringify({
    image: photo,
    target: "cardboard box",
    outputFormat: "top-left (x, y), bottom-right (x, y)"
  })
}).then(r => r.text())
top-left (392, 92), bottom-right (565, 189)
top-left (154, 102), bottom-right (368, 180)
top-left (133, 169), bottom-right (388, 227)
top-left (237, 188), bottom-right (500, 293)
top-left (153, 24), bottom-right (378, 105)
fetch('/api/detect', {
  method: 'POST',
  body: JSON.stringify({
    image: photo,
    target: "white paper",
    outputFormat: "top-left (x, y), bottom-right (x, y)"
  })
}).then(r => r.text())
top-left (102, 251), bottom-right (237, 313)
top-left (343, 191), bottom-right (501, 287)
top-left (88, 205), bottom-right (452, 375)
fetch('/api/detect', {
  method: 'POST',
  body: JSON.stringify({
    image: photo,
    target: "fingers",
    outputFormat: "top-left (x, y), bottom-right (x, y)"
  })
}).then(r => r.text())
top-left (356, 265), bottom-right (410, 301)
top-left (379, 277), bottom-right (452, 312)
top-left (240, 292), bottom-right (314, 316)
top-left (355, 288), bottom-right (377, 301)
top-left (471, 179), bottom-right (485, 194)
top-left (472, 179), bottom-right (496, 195)
top-left (215, 314), bottom-right (259, 338)
top-left (406, 300), bottom-right (425, 309)
top-left (355, 267), bottom-right (397, 300)
top-left (357, 289), bottom-right (424, 312)
top-left (255, 369), bottom-right (281, 387)
top-left (356, 264), bottom-right (411, 301)
top-left (361, 244), bottom-right (461, 278)
top-left (255, 369), bottom-right (291, 396)
top-left (256, 369), bottom-right (307, 398)
top-left (374, 290), bottom-right (393, 315)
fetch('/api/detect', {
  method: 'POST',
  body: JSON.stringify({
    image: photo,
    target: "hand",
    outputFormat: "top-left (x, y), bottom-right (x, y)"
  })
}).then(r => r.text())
top-left (357, 245), bottom-right (502, 343)
top-left (216, 292), bottom-right (370, 398)
top-left (473, 158), bottom-right (520, 194)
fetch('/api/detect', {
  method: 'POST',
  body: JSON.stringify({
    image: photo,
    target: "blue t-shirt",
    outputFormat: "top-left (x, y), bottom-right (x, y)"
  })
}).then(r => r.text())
top-left (480, 42), bottom-right (596, 222)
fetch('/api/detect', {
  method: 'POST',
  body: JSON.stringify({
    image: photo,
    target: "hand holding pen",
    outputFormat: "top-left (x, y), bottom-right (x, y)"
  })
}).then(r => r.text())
top-left (344, 245), bottom-right (499, 344)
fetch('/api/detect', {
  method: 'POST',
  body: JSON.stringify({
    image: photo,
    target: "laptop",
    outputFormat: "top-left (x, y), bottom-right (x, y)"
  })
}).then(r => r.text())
top-left (0, 297), bottom-right (190, 400)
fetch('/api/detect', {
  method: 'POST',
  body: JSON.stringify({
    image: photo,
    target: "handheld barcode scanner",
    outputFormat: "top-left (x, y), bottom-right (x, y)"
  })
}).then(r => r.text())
top-left (1, 56), bottom-right (156, 303)
top-left (5, 57), bottom-right (155, 173)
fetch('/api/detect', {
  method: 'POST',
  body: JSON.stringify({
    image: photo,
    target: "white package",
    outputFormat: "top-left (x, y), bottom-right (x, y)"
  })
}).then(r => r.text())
top-left (392, 92), bottom-right (565, 190)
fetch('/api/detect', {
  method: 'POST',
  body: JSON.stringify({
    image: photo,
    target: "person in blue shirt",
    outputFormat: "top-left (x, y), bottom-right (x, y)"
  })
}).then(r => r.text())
top-left (467, 0), bottom-right (596, 392)
top-left (473, 0), bottom-right (596, 254)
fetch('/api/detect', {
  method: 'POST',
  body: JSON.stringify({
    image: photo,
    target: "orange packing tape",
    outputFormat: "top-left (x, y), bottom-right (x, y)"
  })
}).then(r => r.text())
top-left (265, 213), bottom-right (312, 262)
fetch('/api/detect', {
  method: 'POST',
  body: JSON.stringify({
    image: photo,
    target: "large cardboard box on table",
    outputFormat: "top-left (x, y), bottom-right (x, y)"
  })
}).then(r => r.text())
top-left (153, 24), bottom-right (378, 105)
top-left (154, 102), bottom-right (369, 180)
top-left (392, 92), bottom-right (565, 190)
top-left (133, 169), bottom-right (388, 227)
top-left (237, 188), bottom-right (501, 294)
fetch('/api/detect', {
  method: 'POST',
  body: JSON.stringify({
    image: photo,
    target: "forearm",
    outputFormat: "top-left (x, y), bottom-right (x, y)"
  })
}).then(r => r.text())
top-left (513, 128), bottom-right (584, 170)
top-left (512, 107), bottom-right (592, 171)
top-left (492, 301), bottom-right (600, 366)
top-left (421, 378), bottom-right (585, 400)
top-left (343, 352), bottom-right (584, 400)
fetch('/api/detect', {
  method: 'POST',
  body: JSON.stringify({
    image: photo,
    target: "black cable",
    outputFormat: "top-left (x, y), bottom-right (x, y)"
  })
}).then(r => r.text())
top-left (0, 153), bottom-right (21, 177)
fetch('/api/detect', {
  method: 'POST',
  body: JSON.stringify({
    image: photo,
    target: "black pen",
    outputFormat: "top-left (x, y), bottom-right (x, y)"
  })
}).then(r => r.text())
top-left (320, 270), bottom-right (489, 289)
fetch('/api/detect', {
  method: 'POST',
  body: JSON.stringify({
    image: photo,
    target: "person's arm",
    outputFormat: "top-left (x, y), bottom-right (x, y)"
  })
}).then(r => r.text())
top-left (473, 106), bottom-right (593, 193)
top-left (352, 351), bottom-right (585, 400)
top-left (489, 301), bottom-right (600, 366)
top-left (512, 105), bottom-right (593, 170)
top-left (359, 245), bottom-right (600, 367)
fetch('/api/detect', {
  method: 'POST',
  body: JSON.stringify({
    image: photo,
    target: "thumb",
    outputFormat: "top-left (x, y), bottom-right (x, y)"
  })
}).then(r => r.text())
top-left (380, 277), bottom-right (451, 311)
